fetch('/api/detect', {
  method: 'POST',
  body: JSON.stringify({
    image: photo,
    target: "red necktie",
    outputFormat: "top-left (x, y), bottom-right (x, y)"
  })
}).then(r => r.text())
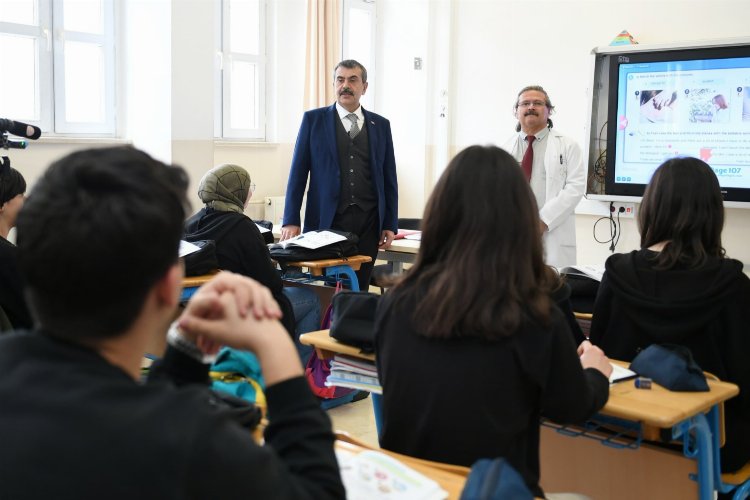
top-left (521, 135), bottom-right (535, 182)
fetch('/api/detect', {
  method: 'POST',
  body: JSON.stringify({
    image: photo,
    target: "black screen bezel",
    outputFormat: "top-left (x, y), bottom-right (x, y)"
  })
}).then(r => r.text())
top-left (604, 44), bottom-right (750, 202)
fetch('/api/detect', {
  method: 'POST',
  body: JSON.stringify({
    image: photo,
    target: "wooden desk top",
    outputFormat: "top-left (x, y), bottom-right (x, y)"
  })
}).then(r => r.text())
top-left (602, 360), bottom-right (739, 428)
top-left (301, 331), bottom-right (739, 430)
top-left (383, 239), bottom-right (420, 254)
top-left (299, 329), bottom-right (375, 361)
top-left (182, 272), bottom-right (218, 288)
top-left (335, 440), bottom-right (467, 499)
top-left (284, 254), bottom-right (372, 275)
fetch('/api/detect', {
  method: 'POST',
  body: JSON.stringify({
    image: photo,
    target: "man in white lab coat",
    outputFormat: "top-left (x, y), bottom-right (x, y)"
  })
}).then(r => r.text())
top-left (502, 85), bottom-right (585, 269)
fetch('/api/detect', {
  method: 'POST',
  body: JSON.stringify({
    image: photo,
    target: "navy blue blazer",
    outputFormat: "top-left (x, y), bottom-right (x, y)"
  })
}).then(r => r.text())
top-left (283, 104), bottom-right (398, 234)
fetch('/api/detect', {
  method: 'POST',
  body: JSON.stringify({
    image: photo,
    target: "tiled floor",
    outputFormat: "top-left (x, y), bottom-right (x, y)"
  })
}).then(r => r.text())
top-left (327, 396), bottom-right (379, 448)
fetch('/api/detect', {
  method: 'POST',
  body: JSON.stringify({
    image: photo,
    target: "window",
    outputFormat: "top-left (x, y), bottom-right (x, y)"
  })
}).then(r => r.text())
top-left (217, 0), bottom-right (265, 140)
top-left (0, 0), bottom-right (115, 135)
top-left (342, 0), bottom-right (376, 110)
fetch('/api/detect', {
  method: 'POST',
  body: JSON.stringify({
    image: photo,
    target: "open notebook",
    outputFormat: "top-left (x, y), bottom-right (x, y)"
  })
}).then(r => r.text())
top-left (336, 448), bottom-right (447, 500)
top-left (609, 363), bottom-right (637, 384)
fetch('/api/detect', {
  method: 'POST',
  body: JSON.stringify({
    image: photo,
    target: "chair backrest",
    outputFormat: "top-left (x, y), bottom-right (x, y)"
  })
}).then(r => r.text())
top-left (397, 218), bottom-right (421, 230)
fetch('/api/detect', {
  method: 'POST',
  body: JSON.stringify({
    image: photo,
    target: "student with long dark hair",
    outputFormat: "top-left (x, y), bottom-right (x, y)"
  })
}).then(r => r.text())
top-left (589, 157), bottom-right (750, 474)
top-left (375, 145), bottom-right (611, 498)
top-left (0, 160), bottom-right (32, 329)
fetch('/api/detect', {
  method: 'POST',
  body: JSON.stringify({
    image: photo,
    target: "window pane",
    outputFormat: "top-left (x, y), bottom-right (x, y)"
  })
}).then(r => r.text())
top-left (228, 0), bottom-right (259, 55)
top-left (347, 9), bottom-right (372, 69)
top-left (63, 0), bottom-right (103, 34)
top-left (0, 35), bottom-right (38, 121)
top-left (0, 0), bottom-right (37, 25)
top-left (64, 41), bottom-right (104, 123)
top-left (229, 60), bottom-right (257, 130)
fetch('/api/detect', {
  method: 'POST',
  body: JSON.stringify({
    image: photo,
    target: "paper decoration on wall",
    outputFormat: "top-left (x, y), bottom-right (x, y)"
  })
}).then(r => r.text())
top-left (610, 30), bottom-right (639, 46)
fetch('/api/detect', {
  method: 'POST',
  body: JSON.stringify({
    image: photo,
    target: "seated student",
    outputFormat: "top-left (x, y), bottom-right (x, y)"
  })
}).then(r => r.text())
top-left (374, 145), bottom-right (611, 499)
top-left (184, 163), bottom-right (320, 363)
top-left (588, 156), bottom-right (750, 475)
top-left (0, 146), bottom-right (344, 499)
top-left (0, 159), bottom-right (32, 329)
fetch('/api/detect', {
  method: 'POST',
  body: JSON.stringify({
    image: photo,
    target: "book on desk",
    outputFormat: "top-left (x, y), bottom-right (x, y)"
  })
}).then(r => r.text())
top-left (326, 354), bottom-right (382, 394)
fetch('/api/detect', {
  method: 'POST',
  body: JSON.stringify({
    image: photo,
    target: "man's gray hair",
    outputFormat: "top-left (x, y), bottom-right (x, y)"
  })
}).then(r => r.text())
top-left (514, 85), bottom-right (554, 131)
top-left (333, 60), bottom-right (368, 83)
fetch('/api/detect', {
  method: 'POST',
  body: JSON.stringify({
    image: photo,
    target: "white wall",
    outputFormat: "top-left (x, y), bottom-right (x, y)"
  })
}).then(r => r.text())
top-left (378, 0), bottom-right (750, 266)
top-left (11, 0), bottom-right (750, 266)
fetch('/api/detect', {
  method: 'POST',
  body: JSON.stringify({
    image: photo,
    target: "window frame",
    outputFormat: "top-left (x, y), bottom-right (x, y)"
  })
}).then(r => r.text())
top-left (0, 0), bottom-right (116, 136)
top-left (217, 0), bottom-right (266, 141)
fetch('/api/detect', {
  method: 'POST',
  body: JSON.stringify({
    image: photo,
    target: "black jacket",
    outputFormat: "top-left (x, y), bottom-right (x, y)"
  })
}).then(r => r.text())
top-left (184, 208), bottom-right (295, 335)
top-left (0, 330), bottom-right (344, 499)
top-left (0, 236), bottom-right (32, 329)
top-left (375, 286), bottom-right (609, 498)
top-left (590, 249), bottom-right (750, 472)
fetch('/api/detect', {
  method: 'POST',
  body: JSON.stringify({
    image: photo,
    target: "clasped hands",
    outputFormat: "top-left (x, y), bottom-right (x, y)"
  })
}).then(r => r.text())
top-left (176, 271), bottom-right (284, 356)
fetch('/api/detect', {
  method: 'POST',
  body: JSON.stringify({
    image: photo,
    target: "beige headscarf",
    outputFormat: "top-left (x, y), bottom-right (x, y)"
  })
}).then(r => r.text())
top-left (198, 164), bottom-right (251, 214)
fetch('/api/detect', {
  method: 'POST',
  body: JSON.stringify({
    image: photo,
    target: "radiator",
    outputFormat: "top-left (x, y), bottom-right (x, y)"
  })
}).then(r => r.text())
top-left (264, 196), bottom-right (286, 228)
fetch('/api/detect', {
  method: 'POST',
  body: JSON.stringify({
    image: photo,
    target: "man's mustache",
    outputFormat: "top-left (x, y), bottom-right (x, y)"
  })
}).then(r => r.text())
top-left (524, 110), bottom-right (538, 116)
top-left (339, 88), bottom-right (354, 96)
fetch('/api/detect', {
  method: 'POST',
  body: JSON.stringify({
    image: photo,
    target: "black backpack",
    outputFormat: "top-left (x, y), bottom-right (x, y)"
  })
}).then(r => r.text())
top-left (268, 230), bottom-right (359, 264)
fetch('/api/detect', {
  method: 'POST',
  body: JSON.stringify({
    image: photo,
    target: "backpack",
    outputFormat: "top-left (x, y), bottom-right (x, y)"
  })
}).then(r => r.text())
top-left (304, 281), bottom-right (358, 405)
top-left (460, 458), bottom-right (533, 500)
top-left (209, 347), bottom-right (266, 406)
top-left (268, 230), bottom-right (359, 264)
top-left (182, 239), bottom-right (219, 277)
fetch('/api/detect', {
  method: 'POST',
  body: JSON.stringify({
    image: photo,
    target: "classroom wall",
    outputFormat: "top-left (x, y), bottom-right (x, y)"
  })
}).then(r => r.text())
top-left (389, 0), bottom-right (750, 267)
top-left (8, 0), bottom-right (750, 268)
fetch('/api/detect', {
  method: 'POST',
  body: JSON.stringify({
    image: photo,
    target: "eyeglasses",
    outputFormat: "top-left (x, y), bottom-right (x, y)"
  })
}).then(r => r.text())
top-left (249, 183), bottom-right (256, 193)
top-left (517, 100), bottom-right (547, 109)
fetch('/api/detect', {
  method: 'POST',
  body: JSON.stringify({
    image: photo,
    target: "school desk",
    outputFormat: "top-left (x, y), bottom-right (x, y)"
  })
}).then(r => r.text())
top-left (281, 254), bottom-right (372, 291)
top-left (335, 433), bottom-right (468, 499)
top-left (378, 239), bottom-right (419, 274)
top-left (299, 330), bottom-right (740, 500)
top-left (540, 361), bottom-right (738, 500)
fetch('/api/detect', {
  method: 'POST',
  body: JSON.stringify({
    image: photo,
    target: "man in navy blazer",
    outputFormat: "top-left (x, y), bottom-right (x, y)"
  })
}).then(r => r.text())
top-left (281, 60), bottom-right (398, 288)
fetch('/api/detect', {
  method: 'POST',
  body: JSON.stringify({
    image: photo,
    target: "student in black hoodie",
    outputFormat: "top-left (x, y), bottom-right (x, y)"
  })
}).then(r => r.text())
top-left (0, 160), bottom-right (32, 329)
top-left (588, 156), bottom-right (750, 474)
top-left (184, 164), bottom-right (320, 362)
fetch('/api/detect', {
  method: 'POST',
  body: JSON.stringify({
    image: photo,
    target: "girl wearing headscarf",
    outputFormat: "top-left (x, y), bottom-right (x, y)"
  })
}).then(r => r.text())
top-left (184, 164), bottom-right (320, 360)
top-left (0, 159), bottom-right (33, 329)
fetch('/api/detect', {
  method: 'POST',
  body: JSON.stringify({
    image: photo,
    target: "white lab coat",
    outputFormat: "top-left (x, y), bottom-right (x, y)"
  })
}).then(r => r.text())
top-left (501, 129), bottom-right (585, 269)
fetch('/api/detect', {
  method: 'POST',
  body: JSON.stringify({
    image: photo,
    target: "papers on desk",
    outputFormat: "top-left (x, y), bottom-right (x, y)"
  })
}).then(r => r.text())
top-left (179, 240), bottom-right (201, 258)
top-left (326, 355), bottom-right (382, 394)
top-left (273, 230), bottom-right (347, 250)
top-left (561, 264), bottom-right (605, 282)
top-left (394, 229), bottom-right (421, 241)
top-left (255, 223), bottom-right (271, 234)
top-left (336, 448), bottom-right (448, 500)
top-left (609, 363), bottom-right (637, 384)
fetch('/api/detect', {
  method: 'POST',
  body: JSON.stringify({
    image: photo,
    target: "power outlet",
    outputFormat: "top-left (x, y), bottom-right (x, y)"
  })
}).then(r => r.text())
top-left (610, 202), bottom-right (636, 218)
top-left (575, 199), bottom-right (636, 219)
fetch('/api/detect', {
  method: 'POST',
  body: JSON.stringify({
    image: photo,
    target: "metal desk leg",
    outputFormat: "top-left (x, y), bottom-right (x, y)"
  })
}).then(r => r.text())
top-left (325, 265), bottom-right (360, 291)
top-left (371, 393), bottom-right (383, 438)
top-left (673, 411), bottom-right (715, 500)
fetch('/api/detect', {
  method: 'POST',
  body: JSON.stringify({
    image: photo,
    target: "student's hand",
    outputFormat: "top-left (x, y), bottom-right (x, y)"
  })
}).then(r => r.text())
top-left (280, 225), bottom-right (301, 241)
top-left (190, 271), bottom-right (281, 321)
top-left (379, 230), bottom-right (395, 249)
top-left (539, 220), bottom-right (548, 235)
top-left (579, 342), bottom-right (613, 379)
top-left (178, 287), bottom-right (303, 385)
top-left (577, 339), bottom-right (591, 357)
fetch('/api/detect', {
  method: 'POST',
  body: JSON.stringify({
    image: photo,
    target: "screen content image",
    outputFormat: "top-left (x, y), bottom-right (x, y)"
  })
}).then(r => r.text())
top-left (609, 51), bottom-right (750, 197)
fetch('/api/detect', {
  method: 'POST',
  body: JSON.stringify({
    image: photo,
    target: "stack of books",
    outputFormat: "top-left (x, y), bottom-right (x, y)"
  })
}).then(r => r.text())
top-left (325, 354), bottom-right (382, 394)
